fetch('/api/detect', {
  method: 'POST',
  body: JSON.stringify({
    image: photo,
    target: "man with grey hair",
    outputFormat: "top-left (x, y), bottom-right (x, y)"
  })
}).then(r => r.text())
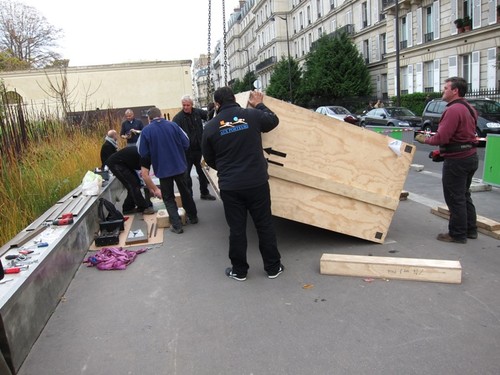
top-left (139, 107), bottom-right (198, 234)
top-left (120, 109), bottom-right (144, 146)
top-left (172, 95), bottom-right (216, 201)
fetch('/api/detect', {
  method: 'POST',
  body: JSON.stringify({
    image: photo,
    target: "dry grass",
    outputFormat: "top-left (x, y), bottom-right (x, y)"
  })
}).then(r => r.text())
top-left (0, 104), bottom-right (118, 246)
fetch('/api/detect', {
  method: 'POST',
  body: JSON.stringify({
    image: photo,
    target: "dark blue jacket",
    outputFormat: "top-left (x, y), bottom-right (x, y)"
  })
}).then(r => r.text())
top-left (202, 102), bottom-right (279, 190)
top-left (139, 119), bottom-right (189, 178)
top-left (120, 118), bottom-right (144, 144)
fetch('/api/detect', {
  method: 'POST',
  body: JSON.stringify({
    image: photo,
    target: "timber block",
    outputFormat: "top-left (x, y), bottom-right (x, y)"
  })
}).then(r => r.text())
top-left (432, 206), bottom-right (500, 239)
top-left (156, 208), bottom-right (186, 228)
top-left (156, 209), bottom-right (170, 228)
top-left (320, 253), bottom-right (462, 284)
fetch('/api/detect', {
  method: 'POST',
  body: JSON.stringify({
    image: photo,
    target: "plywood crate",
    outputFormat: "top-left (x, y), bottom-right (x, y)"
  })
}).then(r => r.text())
top-left (204, 92), bottom-right (416, 243)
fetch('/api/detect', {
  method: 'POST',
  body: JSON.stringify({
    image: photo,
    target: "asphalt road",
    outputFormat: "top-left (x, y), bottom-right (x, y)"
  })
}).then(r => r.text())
top-left (17, 142), bottom-right (500, 375)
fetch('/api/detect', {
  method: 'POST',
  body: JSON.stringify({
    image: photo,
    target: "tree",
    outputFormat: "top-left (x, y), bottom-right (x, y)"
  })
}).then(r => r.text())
top-left (266, 57), bottom-right (302, 103)
top-left (232, 71), bottom-right (257, 94)
top-left (0, 0), bottom-right (63, 69)
top-left (299, 32), bottom-right (372, 108)
top-left (0, 50), bottom-right (30, 71)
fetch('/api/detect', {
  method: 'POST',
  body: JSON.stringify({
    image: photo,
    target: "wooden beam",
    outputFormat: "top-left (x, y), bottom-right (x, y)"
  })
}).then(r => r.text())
top-left (320, 253), bottom-right (462, 284)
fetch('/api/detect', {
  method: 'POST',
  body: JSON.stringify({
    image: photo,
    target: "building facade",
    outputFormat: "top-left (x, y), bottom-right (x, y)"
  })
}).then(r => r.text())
top-left (212, 0), bottom-right (499, 100)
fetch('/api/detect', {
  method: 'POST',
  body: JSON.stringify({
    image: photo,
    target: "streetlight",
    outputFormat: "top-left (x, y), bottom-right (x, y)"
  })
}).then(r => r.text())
top-left (271, 14), bottom-right (293, 103)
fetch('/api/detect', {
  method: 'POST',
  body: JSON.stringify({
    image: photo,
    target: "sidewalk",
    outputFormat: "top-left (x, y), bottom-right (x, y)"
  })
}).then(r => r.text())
top-left (17, 171), bottom-right (500, 375)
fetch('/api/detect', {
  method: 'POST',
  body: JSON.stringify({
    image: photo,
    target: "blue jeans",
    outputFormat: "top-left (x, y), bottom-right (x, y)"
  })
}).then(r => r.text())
top-left (220, 183), bottom-right (281, 276)
top-left (442, 154), bottom-right (478, 240)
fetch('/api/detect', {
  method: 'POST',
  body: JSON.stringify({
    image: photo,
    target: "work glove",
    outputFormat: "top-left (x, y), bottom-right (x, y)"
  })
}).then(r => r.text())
top-left (415, 134), bottom-right (427, 144)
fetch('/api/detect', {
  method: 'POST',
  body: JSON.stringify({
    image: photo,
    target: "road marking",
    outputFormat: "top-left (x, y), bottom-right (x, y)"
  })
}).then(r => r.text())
top-left (407, 192), bottom-right (443, 208)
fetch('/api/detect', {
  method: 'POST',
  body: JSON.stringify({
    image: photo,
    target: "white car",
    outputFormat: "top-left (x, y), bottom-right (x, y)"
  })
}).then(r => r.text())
top-left (315, 106), bottom-right (359, 124)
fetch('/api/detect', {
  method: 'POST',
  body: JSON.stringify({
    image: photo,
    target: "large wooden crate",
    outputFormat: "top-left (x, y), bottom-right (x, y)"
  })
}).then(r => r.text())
top-left (204, 92), bottom-right (415, 243)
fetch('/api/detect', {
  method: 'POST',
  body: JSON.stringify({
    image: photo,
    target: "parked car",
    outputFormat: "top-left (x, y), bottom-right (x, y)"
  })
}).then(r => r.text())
top-left (315, 106), bottom-right (359, 125)
top-left (420, 98), bottom-right (500, 138)
top-left (359, 107), bottom-right (422, 128)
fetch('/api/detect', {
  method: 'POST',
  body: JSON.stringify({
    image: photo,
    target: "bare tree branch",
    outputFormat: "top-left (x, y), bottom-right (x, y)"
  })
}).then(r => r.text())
top-left (0, 0), bottom-right (63, 69)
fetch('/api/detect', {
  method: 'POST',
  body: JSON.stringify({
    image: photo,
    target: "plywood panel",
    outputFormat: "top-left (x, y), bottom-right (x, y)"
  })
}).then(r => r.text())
top-left (320, 253), bottom-right (462, 284)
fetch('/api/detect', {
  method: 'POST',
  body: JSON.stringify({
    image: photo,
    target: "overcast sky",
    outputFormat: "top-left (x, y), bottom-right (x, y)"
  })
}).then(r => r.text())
top-left (20, 0), bottom-right (234, 67)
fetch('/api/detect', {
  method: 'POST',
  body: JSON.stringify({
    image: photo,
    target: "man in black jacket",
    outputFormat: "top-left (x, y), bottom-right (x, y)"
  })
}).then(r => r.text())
top-left (106, 146), bottom-right (154, 215)
top-left (100, 129), bottom-right (118, 170)
top-left (202, 87), bottom-right (284, 281)
top-left (172, 95), bottom-right (216, 201)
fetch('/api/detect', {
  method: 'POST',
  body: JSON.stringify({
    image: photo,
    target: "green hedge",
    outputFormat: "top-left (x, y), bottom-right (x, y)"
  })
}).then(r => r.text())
top-left (391, 92), bottom-right (441, 116)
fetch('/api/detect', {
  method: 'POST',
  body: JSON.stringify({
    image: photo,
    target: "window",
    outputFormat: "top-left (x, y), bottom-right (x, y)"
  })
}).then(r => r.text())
top-left (401, 66), bottom-right (408, 94)
top-left (307, 6), bottom-right (312, 24)
top-left (330, 0), bottom-right (335, 10)
top-left (400, 16), bottom-right (408, 49)
top-left (424, 61), bottom-right (434, 91)
top-left (380, 33), bottom-right (387, 58)
top-left (318, 27), bottom-right (323, 37)
top-left (424, 6), bottom-right (434, 42)
top-left (300, 12), bottom-right (304, 29)
top-left (362, 2), bottom-right (368, 28)
top-left (317, 0), bottom-right (322, 17)
top-left (363, 39), bottom-right (370, 63)
top-left (461, 54), bottom-right (471, 86)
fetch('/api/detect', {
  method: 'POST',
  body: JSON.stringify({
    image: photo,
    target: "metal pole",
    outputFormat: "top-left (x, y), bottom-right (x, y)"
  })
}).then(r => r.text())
top-left (395, 0), bottom-right (401, 106)
top-left (284, 16), bottom-right (293, 103)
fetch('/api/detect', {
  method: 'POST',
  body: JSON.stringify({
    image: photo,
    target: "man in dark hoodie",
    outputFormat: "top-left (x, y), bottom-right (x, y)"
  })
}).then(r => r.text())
top-left (202, 87), bottom-right (284, 281)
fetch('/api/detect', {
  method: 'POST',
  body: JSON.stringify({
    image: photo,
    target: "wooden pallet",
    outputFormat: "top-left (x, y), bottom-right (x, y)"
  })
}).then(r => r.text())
top-left (204, 92), bottom-right (416, 243)
top-left (431, 206), bottom-right (500, 240)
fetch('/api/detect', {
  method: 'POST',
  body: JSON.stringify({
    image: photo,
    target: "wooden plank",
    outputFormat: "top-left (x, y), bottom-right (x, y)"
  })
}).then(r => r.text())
top-left (320, 253), bottom-right (462, 284)
top-left (434, 206), bottom-right (500, 232)
top-left (478, 227), bottom-right (500, 240)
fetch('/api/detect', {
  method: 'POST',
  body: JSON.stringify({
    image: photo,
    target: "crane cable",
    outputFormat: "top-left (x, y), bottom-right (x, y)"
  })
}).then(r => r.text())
top-left (222, 0), bottom-right (227, 86)
top-left (206, 0), bottom-right (212, 104)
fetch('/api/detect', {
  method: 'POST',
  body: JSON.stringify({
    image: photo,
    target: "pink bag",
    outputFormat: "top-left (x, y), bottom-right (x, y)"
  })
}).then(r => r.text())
top-left (84, 247), bottom-right (147, 270)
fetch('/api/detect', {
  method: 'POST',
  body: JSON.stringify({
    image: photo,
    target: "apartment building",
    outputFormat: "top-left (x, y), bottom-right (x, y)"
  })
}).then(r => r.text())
top-left (217, 0), bottom-right (499, 100)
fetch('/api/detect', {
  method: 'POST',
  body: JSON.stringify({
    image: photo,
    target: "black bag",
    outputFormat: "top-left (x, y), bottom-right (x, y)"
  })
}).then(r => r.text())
top-left (97, 198), bottom-right (124, 231)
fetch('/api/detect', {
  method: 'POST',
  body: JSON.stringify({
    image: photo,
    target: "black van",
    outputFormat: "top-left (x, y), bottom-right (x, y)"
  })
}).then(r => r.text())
top-left (421, 98), bottom-right (500, 138)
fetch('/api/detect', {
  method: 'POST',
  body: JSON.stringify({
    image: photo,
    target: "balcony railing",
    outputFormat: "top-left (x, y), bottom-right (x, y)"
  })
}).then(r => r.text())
top-left (400, 40), bottom-right (408, 49)
top-left (311, 24), bottom-right (355, 50)
top-left (255, 56), bottom-right (277, 72)
top-left (424, 32), bottom-right (433, 42)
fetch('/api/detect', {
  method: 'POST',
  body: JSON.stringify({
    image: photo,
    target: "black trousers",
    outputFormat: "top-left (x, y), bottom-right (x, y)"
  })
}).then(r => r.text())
top-left (159, 173), bottom-right (198, 229)
top-left (220, 182), bottom-right (281, 276)
top-left (110, 164), bottom-right (151, 212)
top-left (185, 150), bottom-right (210, 196)
top-left (442, 154), bottom-right (478, 240)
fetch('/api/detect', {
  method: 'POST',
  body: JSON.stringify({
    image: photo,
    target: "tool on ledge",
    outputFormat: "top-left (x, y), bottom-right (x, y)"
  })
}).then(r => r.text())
top-left (5, 265), bottom-right (29, 274)
top-left (52, 216), bottom-right (74, 226)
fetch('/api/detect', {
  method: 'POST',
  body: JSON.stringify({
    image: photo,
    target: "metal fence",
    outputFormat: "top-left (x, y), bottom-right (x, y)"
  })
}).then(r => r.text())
top-left (466, 88), bottom-right (500, 101)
